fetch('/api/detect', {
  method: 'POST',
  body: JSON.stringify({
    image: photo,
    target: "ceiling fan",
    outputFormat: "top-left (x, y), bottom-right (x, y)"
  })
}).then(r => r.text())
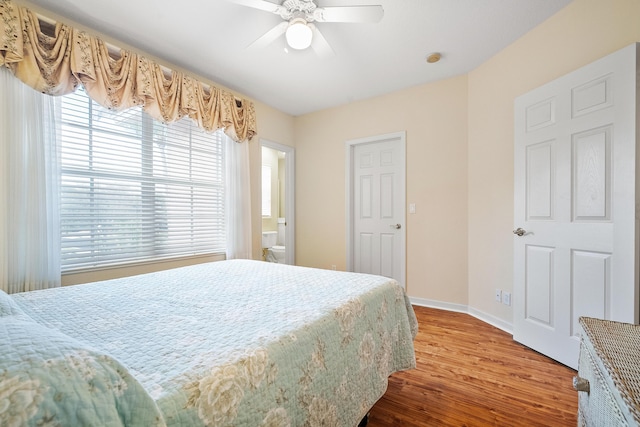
top-left (226, 0), bottom-right (384, 58)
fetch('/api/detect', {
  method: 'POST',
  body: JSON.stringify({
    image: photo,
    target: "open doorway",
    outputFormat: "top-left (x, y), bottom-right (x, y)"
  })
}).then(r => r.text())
top-left (261, 140), bottom-right (295, 265)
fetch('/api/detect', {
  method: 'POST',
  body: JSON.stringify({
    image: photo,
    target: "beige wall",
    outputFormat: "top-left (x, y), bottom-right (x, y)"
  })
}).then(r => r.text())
top-left (295, 76), bottom-right (469, 303)
top-left (467, 0), bottom-right (640, 322)
top-left (293, 0), bottom-right (640, 321)
top-left (25, 0), bottom-right (640, 321)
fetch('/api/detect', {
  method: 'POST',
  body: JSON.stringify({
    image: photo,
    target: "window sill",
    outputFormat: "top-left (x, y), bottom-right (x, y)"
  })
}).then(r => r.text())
top-left (61, 253), bottom-right (226, 286)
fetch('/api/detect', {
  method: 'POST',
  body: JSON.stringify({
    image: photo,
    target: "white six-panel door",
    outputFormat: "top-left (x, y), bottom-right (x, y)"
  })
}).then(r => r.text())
top-left (347, 132), bottom-right (406, 288)
top-left (513, 44), bottom-right (639, 369)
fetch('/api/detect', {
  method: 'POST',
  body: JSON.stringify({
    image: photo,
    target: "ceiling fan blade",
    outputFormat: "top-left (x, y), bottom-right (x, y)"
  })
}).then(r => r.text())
top-left (248, 21), bottom-right (288, 50)
top-left (225, 0), bottom-right (281, 14)
top-left (315, 5), bottom-right (384, 23)
top-left (310, 25), bottom-right (334, 59)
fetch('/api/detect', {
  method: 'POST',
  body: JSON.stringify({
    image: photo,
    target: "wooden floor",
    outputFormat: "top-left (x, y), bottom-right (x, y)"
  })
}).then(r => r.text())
top-left (368, 306), bottom-right (578, 426)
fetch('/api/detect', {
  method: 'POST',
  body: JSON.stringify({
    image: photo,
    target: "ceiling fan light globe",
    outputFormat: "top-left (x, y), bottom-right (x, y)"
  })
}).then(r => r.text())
top-left (285, 20), bottom-right (313, 50)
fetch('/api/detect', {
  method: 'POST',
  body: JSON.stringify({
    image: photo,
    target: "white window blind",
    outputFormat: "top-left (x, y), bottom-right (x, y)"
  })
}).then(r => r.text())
top-left (59, 88), bottom-right (226, 271)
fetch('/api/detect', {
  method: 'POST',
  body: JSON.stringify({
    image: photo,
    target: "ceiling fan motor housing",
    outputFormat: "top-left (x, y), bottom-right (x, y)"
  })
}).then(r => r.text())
top-left (279, 0), bottom-right (318, 21)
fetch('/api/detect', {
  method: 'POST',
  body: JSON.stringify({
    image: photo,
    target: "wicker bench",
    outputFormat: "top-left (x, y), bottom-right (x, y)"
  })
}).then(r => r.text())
top-left (574, 317), bottom-right (640, 426)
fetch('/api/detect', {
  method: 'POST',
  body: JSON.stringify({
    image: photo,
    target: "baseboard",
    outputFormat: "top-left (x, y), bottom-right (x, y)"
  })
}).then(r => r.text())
top-left (410, 296), bottom-right (467, 313)
top-left (467, 307), bottom-right (513, 335)
top-left (409, 296), bottom-right (513, 336)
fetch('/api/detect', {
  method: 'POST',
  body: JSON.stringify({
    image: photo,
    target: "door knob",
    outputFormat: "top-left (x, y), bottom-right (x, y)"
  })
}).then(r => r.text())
top-left (513, 227), bottom-right (526, 237)
top-left (572, 376), bottom-right (590, 393)
top-left (391, 224), bottom-right (401, 229)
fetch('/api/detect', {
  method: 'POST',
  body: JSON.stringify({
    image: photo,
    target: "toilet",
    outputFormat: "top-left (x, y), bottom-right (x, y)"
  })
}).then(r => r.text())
top-left (267, 245), bottom-right (286, 263)
top-left (262, 218), bottom-right (286, 263)
top-left (261, 231), bottom-right (277, 249)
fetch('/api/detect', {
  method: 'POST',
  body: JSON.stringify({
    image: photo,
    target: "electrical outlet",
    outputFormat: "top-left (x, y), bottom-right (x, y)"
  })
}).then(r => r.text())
top-left (502, 291), bottom-right (511, 306)
top-left (495, 289), bottom-right (502, 302)
top-left (331, 265), bottom-right (337, 271)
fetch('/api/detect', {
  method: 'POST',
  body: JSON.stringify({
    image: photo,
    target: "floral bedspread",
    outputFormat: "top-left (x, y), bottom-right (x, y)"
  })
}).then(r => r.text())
top-left (9, 260), bottom-right (418, 426)
top-left (0, 292), bottom-right (165, 426)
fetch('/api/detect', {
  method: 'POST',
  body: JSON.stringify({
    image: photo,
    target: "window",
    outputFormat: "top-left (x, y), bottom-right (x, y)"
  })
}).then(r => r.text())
top-left (59, 88), bottom-right (226, 271)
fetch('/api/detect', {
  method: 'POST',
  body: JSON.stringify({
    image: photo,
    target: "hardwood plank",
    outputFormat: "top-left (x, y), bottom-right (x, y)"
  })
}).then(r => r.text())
top-left (368, 306), bottom-right (578, 426)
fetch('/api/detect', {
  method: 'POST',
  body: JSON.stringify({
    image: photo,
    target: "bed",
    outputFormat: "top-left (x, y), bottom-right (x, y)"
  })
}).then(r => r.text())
top-left (0, 259), bottom-right (418, 426)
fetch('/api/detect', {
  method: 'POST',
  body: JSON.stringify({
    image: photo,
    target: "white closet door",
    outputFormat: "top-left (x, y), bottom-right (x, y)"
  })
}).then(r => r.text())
top-left (352, 134), bottom-right (406, 287)
top-left (513, 44), bottom-right (639, 369)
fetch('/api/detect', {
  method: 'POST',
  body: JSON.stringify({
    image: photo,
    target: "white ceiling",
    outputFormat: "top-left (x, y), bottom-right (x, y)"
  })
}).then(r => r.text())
top-left (26, 0), bottom-right (572, 116)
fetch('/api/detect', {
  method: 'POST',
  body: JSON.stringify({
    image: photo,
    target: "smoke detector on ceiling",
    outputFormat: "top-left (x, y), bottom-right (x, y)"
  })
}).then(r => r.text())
top-left (426, 52), bottom-right (442, 64)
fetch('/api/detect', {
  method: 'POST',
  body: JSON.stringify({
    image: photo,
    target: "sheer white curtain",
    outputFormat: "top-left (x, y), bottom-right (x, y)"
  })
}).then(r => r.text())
top-left (225, 134), bottom-right (253, 260)
top-left (0, 67), bottom-right (61, 294)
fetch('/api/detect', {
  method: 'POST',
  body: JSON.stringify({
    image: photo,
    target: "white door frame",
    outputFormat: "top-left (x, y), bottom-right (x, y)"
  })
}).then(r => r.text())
top-left (261, 139), bottom-right (295, 265)
top-left (345, 131), bottom-right (406, 287)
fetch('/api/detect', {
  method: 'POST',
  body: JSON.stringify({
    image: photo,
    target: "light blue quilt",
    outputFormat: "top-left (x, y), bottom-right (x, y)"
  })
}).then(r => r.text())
top-left (5, 260), bottom-right (418, 426)
top-left (0, 292), bottom-right (164, 426)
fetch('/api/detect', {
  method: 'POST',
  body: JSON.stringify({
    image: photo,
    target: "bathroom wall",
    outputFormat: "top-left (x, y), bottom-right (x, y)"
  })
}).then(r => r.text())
top-left (250, 106), bottom-right (296, 260)
top-left (278, 156), bottom-right (286, 220)
top-left (261, 146), bottom-right (280, 233)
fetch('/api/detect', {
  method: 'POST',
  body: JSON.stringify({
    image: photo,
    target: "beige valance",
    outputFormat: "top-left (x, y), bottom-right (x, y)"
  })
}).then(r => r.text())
top-left (0, 0), bottom-right (256, 142)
